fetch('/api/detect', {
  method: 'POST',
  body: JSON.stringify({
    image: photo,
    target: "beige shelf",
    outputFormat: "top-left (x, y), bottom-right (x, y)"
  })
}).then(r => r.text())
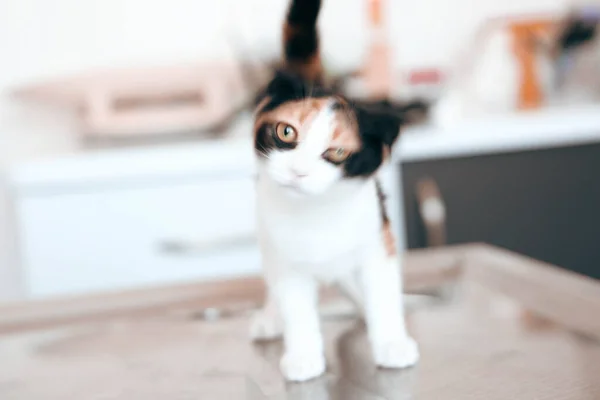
top-left (12, 61), bottom-right (270, 137)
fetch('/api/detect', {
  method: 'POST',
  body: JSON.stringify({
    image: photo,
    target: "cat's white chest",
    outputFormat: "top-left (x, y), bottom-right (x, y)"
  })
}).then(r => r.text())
top-left (266, 207), bottom-right (362, 263)
top-left (256, 178), bottom-right (381, 279)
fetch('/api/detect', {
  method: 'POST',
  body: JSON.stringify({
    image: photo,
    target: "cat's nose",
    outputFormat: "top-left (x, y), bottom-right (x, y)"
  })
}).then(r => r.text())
top-left (292, 170), bottom-right (308, 179)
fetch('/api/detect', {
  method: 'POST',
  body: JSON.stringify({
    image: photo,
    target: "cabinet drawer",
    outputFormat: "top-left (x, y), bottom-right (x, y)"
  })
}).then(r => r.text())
top-left (16, 176), bottom-right (260, 298)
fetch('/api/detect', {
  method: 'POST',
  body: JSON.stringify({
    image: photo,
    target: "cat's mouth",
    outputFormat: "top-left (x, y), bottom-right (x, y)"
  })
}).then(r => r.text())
top-left (278, 180), bottom-right (309, 196)
top-left (281, 181), bottom-right (303, 191)
top-left (268, 171), bottom-right (316, 196)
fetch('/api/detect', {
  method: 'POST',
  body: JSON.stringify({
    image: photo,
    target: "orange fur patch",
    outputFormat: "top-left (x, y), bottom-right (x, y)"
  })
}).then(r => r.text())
top-left (283, 23), bottom-right (297, 43)
top-left (292, 54), bottom-right (323, 82)
top-left (328, 117), bottom-right (360, 151)
top-left (382, 222), bottom-right (397, 257)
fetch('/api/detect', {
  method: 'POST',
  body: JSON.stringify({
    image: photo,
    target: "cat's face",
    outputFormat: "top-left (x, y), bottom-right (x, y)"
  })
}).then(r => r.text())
top-left (253, 71), bottom-right (405, 197)
top-left (254, 98), bottom-right (359, 196)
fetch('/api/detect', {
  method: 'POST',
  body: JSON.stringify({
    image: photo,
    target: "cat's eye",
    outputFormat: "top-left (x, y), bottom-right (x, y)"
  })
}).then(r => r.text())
top-left (275, 123), bottom-right (298, 143)
top-left (323, 147), bottom-right (351, 163)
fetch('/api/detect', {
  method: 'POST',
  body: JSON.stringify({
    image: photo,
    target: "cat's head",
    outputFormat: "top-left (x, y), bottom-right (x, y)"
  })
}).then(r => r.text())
top-left (253, 70), bottom-right (408, 196)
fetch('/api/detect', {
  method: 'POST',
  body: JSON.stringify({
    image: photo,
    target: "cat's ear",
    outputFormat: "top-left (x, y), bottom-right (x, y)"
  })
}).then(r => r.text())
top-left (266, 70), bottom-right (305, 101)
top-left (265, 69), bottom-right (302, 97)
top-left (353, 99), bottom-right (429, 148)
top-left (343, 101), bottom-right (428, 178)
top-left (354, 105), bottom-right (405, 149)
top-left (254, 69), bottom-right (305, 113)
top-left (341, 106), bottom-right (402, 178)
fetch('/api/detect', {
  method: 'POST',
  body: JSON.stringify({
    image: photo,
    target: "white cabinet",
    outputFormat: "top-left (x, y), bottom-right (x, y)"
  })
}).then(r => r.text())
top-left (9, 141), bottom-right (262, 299)
top-left (15, 175), bottom-right (260, 298)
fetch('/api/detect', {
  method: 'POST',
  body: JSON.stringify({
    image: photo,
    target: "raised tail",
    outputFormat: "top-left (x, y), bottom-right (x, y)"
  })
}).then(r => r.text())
top-left (283, 0), bottom-right (323, 82)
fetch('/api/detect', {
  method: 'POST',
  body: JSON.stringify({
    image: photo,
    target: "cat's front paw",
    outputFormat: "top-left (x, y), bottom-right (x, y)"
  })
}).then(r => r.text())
top-left (280, 351), bottom-right (326, 382)
top-left (373, 336), bottom-right (419, 369)
top-left (249, 310), bottom-right (283, 341)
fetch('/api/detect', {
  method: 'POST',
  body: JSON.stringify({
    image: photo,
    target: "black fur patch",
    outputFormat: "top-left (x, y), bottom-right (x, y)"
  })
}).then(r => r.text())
top-left (285, 0), bottom-right (321, 63)
top-left (344, 137), bottom-right (384, 177)
top-left (285, 30), bottom-right (318, 62)
top-left (375, 179), bottom-right (390, 225)
top-left (287, 0), bottom-right (321, 27)
top-left (254, 122), bottom-right (297, 157)
top-left (343, 103), bottom-right (403, 178)
top-left (257, 70), bottom-right (333, 113)
top-left (254, 123), bottom-right (274, 157)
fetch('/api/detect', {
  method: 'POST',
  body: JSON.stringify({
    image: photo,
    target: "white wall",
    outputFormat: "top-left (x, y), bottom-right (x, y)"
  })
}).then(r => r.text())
top-left (0, 0), bottom-right (573, 300)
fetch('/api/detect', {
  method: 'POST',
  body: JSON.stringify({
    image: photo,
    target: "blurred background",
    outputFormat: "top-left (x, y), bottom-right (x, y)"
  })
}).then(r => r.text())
top-left (1, 0), bottom-right (600, 302)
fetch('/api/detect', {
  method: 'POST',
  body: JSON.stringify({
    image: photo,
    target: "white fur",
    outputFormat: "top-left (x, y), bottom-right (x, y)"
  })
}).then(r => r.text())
top-left (251, 105), bottom-right (419, 382)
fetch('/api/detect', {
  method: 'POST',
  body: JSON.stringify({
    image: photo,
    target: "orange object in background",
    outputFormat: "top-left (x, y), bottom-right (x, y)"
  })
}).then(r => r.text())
top-left (363, 0), bottom-right (392, 100)
top-left (368, 0), bottom-right (382, 26)
top-left (508, 19), bottom-right (555, 110)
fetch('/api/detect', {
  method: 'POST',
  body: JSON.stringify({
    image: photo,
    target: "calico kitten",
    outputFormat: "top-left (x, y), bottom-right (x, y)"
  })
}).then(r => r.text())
top-left (250, 0), bottom-right (419, 382)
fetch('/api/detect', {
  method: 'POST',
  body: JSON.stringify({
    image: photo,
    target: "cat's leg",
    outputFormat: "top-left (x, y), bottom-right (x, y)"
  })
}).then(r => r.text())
top-left (359, 250), bottom-right (419, 369)
top-left (274, 270), bottom-right (326, 382)
top-left (250, 235), bottom-right (284, 341)
top-left (250, 290), bottom-right (283, 341)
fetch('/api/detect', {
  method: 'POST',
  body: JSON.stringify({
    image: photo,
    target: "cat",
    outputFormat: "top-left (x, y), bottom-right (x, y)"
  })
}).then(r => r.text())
top-left (248, 0), bottom-right (420, 382)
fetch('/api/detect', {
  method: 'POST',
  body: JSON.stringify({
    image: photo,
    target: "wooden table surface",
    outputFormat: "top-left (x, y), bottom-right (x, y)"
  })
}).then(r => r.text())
top-left (1, 244), bottom-right (599, 399)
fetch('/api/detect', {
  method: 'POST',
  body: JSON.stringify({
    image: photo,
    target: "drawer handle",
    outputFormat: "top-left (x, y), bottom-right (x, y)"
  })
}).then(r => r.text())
top-left (159, 233), bottom-right (257, 255)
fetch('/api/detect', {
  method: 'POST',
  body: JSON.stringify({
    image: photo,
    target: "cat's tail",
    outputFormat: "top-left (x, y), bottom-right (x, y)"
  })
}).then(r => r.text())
top-left (283, 0), bottom-right (323, 83)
